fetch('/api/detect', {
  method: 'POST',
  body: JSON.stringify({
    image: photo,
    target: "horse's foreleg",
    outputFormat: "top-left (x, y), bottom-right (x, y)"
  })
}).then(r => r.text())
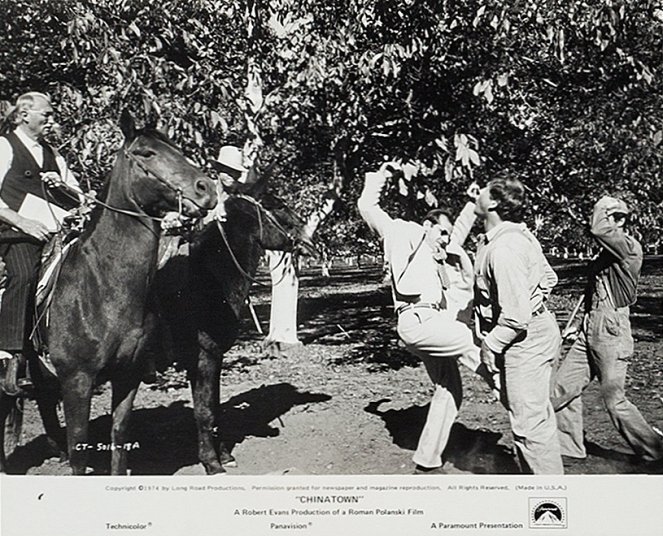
top-left (110, 380), bottom-right (139, 476)
top-left (0, 392), bottom-right (15, 473)
top-left (35, 392), bottom-right (67, 462)
top-left (192, 348), bottom-right (225, 474)
top-left (60, 372), bottom-right (94, 475)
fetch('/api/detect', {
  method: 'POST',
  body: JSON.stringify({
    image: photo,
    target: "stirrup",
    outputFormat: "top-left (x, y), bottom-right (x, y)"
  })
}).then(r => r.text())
top-left (2, 355), bottom-right (22, 396)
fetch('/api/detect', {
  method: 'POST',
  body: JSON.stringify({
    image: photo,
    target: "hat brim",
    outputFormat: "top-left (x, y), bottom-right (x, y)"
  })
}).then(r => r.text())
top-left (208, 160), bottom-right (247, 174)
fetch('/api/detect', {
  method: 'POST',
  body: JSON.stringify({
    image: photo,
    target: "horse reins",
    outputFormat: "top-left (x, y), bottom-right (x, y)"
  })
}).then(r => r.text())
top-left (45, 137), bottom-right (216, 227)
top-left (216, 194), bottom-right (298, 287)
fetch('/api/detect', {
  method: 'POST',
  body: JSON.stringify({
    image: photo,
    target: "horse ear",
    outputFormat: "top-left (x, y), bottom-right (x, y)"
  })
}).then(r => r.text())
top-left (245, 160), bottom-right (277, 199)
top-left (246, 173), bottom-right (268, 199)
top-left (119, 109), bottom-right (137, 141)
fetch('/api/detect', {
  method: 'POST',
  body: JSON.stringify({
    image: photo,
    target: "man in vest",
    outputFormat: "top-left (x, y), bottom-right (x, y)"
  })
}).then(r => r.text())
top-left (358, 162), bottom-right (497, 474)
top-left (552, 196), bottom-right (663, 463)
top-left (0, 92), bottom-right (82, 395)
top-left (473, 176), bottom-right (563, 474)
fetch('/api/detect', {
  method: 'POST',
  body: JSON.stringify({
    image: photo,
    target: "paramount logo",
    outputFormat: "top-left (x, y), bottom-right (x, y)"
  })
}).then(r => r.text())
top-left (529, 498), bottom-right (568, 529)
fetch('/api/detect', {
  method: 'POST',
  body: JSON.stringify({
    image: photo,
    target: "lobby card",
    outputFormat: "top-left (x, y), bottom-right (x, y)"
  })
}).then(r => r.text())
top-left (2, 473), bottom-right (662, 535)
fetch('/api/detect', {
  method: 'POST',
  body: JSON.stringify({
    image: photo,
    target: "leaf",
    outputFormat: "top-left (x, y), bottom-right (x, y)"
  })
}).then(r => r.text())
top-left (434, 137), bottom-right (447, 152)
top-left (398, 178), bottom-right (409, 196)
top-left (468, 148), bottom-right (481, 166)
top-left (484, 83), bottom-right (494, 104)
top-left (473, 81), bottom-right (485, 96)
top-left (402, 161), bottom-right (418, 180)
top-left (424, 187), bottom-right (438, 207)
top-left (653, 130), bottom-right (663, 147)
top-left (210, 110), bottom-right (222, 128)
top-left (128, 21), bottom-right (141, 38)
top-left (194, 130), bottom-right (203, 147)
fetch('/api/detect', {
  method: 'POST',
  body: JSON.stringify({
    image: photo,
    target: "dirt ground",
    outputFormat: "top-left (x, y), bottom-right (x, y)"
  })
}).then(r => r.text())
top-left (6, 258), bottom-right (663, 476)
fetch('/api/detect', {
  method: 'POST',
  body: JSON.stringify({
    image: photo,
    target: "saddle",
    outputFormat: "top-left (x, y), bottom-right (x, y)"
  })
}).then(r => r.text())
top-left (30, 234), bottom-right (78, 377)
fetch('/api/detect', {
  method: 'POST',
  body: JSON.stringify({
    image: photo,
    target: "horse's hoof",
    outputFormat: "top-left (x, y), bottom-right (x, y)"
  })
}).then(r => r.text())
top-left (219, 453), bottom-right (236, 468)
top-left (205, 464), bottom-right (226, 475)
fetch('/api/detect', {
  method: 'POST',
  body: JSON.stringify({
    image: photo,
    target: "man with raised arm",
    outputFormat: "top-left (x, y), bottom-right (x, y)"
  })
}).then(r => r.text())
top-left (552, 196), bottom-right (663, 463)
top-left (358, 162), bottom-right (494, 474)
top-left (473, 176), bottom-right (563, 474)
top-left (0, 92), bottom-right (82, 395)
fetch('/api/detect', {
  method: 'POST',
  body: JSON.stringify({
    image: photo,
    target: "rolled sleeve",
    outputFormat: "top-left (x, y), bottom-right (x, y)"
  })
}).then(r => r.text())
top-left (590, 196), bottom-right (632, 260)
top-left (357, 171), bottom-right (393, 239)
top-left (450, 201), bottom-right (477, 247)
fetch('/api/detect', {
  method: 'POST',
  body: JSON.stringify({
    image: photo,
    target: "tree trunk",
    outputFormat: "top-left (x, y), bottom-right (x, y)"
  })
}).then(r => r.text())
top-left (262, 250), bottom-right (303, 357)
top-left (264, 186), bottom-right (339, 356)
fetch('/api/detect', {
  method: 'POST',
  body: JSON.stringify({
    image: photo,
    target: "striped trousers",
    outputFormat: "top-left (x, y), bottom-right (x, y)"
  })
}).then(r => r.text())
top-left (0, 241), bottom-right (43, 351)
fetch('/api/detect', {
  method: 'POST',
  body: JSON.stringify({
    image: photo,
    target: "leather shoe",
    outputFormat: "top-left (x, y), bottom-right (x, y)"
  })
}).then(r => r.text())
top-left (414, 465), bottom-right (448, 475)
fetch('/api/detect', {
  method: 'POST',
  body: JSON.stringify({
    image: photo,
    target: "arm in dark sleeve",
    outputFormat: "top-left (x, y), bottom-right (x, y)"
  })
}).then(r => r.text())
top-left (590, 196), bottom-right (633, 260)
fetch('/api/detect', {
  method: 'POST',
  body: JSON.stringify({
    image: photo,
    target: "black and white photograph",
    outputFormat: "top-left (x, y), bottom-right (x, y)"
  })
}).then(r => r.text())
top-left (0, 1), bottom-right (662, 534)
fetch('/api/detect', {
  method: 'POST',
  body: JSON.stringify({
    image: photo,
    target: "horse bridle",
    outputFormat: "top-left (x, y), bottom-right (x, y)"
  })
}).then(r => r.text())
top-left (216, 194), bottom-right (302, 287)
top-left (122, 136), bottom-right (210, 215)
top-left (44, 136), bottom-right (215, 240)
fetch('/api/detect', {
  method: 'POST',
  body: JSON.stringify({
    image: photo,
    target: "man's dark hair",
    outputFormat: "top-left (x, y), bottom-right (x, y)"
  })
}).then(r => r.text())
top-left (488, 177), bottom-right (526, 222)
top-left (423, 207), bottom-right (453, 225)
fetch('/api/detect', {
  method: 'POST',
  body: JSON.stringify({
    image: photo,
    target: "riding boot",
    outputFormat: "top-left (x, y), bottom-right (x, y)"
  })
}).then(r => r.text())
top-left (17, 353), bottom-right (34, 392)
top-left (2, 353), bottom-right (22, 396)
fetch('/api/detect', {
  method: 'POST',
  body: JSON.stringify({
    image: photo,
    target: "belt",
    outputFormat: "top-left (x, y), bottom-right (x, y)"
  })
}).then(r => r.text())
top-left (532, 304), bottom-right (547, 317)
top-left (396, 302), bottom-right (441, 316)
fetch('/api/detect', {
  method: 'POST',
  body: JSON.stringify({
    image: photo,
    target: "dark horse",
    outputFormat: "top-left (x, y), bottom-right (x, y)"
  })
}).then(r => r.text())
top-left (153, 187), bottom-right (314, 474)
top-left (0, 111), bottom-right (217, 475)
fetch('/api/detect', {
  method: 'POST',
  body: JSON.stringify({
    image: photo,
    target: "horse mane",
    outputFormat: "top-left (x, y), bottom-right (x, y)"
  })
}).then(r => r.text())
top-left (140, 128), bottom-right (180, 150)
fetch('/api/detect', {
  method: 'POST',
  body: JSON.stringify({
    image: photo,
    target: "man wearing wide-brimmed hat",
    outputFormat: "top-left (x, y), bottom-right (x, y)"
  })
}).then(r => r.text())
top-left (210, 145), bottom-right (248, 186)
top-left (552, 195), bottom-right (663, 465)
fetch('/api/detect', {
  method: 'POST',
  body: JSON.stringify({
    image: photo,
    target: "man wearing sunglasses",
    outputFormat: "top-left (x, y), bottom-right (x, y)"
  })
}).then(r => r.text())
top-left (358, 162), bottom-right (495, 474)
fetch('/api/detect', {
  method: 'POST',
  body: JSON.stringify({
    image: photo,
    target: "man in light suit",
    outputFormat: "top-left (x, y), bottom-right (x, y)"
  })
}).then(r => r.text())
top-left (358, 162), bottom-right (495, 473)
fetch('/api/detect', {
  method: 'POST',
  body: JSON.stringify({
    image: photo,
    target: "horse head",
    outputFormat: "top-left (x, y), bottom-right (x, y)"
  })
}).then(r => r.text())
top-left (222, 193), bottom-right (317, 257)
top-left (117, 110), bottom-right (217, 217)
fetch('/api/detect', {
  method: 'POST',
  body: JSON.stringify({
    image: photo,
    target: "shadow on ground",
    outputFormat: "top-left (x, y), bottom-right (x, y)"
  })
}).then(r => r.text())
top-left (364, 399), bottom-right (663, 475)
top-left (7, 382), bottom-right (330, 475)
top-left (365, 398), bottom-right (520, 474)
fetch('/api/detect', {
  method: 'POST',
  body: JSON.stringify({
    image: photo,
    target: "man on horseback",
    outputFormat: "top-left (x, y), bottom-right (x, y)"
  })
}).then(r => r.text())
top-left (0, 91), bottom-right (83, 396)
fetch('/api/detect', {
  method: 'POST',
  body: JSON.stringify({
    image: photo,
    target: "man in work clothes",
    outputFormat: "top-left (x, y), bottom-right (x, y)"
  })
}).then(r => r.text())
top-left (552, 196), bottom-right (663, 463)
top-left (0, 92), bottom-right (82, 395)
top-left (473, 177), bottom-right (563, 474)
top-left (358, 163), bottom-right (495, 473)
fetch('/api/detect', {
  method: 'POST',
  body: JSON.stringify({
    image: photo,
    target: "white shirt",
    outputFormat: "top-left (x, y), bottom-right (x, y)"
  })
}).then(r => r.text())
top-left (0, 129), bottom-right (82, 209)
top-left (358, 172), bottom-right (445, 310)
